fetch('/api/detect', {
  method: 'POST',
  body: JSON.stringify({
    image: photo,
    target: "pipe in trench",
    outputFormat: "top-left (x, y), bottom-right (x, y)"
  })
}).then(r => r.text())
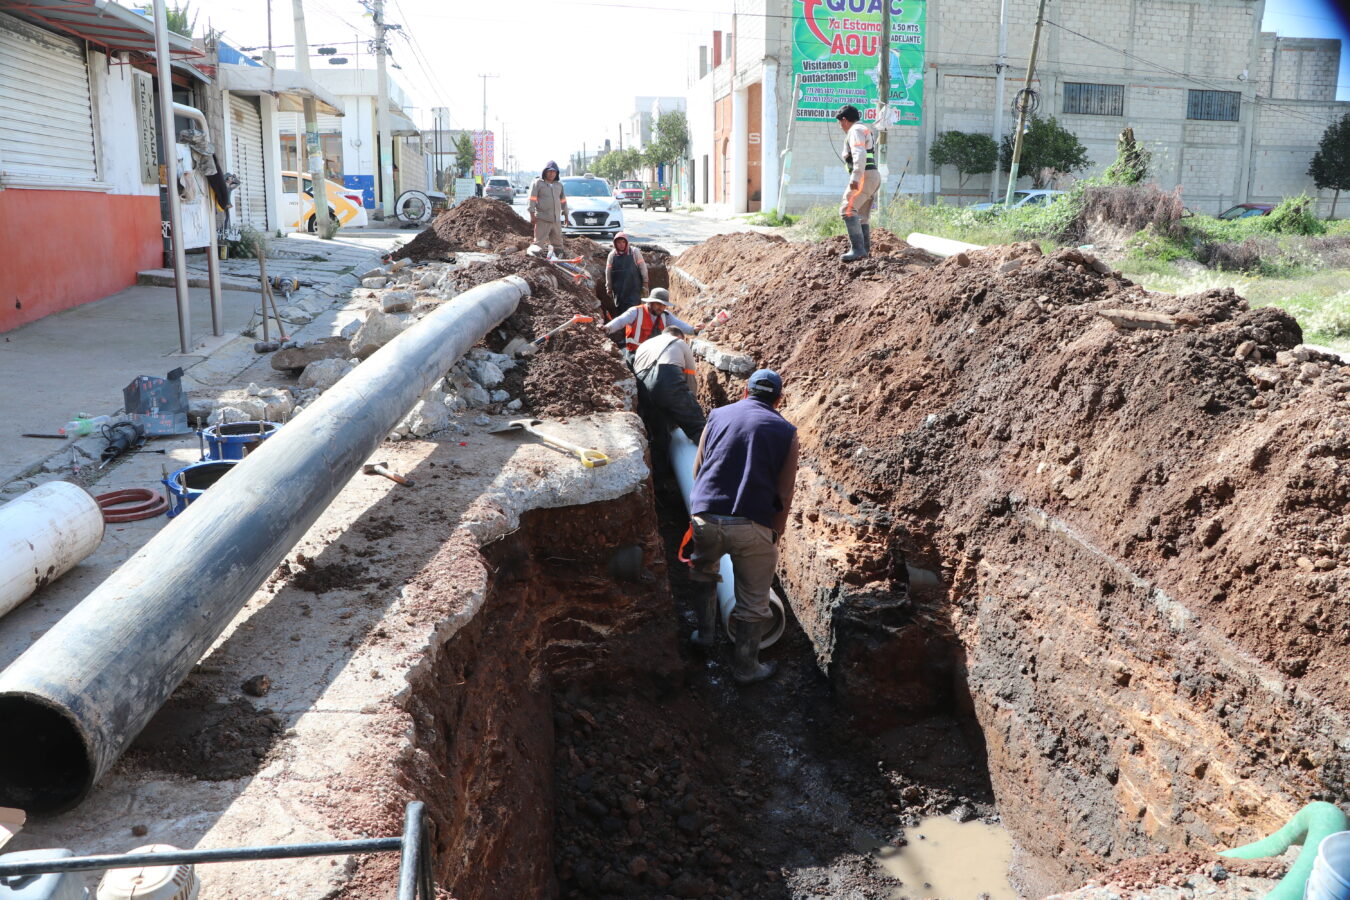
top-left (1221, 800), bottom-right (1349, 900)
top-left (0, 483), bottom-right (104, 621)
top-left (0, 275), bottom-right (531, 814)
top-left (668, 428), bottom-right (787, 648)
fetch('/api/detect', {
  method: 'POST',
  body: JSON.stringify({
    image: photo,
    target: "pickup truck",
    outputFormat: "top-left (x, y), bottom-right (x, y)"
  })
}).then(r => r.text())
top-left (643, 183), bottom-right (671, 211)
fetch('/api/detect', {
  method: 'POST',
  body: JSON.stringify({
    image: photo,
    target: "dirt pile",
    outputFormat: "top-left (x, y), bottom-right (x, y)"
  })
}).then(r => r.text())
top-left (393, 198), bottom-right (533, 259)
top-left (673, 231), bottom-right (1350, 892)
top-left (444, 254), bottom-right (631, 418)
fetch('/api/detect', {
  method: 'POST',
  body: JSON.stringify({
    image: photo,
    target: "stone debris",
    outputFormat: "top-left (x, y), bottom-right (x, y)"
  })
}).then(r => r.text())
top-left (298, 358), bottom-right (356, 391)
top-left (349, 311), bottom-right (406, 359)
top-left (271, 337), bottom-right (351, 372)
top-left (361, 276), bottom-right (389, 289)
top-left (380, 290), bottom-right (415, 314)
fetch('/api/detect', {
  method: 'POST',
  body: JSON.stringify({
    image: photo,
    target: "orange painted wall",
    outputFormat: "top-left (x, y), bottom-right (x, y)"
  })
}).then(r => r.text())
top-left (0, 190), bottom-right (161, 333)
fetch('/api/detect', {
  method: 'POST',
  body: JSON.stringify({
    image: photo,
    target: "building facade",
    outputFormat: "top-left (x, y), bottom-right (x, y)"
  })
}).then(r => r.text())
top-left (684, 0), bottom-right (1349, 216)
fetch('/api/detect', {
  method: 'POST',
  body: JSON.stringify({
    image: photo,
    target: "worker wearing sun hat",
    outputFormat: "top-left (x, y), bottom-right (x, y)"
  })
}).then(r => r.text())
top-left (684, 368), bottom-right (798, 683)
top-left (604, 288), bottom-right (699, 359)
top-left (528, 160), bottom-right (569, 255)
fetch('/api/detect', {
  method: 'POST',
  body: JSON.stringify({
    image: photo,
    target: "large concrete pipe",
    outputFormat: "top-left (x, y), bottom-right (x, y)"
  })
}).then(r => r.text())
top-left (0, 482), bottom-right (104, 619)
top-left (0, 275), bottom-right (530, 814)
top-left (905, 232), bottom-right (984, 259)
top-left (668, 428), bottom-right (787, 648)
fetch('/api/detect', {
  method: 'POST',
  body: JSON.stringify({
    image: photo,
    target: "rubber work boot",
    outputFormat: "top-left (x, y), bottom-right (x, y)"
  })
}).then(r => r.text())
top-left (861, 224), bottom-right (871, 256)
top-left (690, 583), bottom-right (718, 650)
top-left (841, 216), bottom-right (867, 261)
top-left (732, 618), bottom-right (778, 684)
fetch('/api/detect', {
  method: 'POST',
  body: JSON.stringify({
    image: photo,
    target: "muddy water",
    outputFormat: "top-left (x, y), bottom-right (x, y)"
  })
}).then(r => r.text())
top-left (875, 816), bottom-right (1018, 900)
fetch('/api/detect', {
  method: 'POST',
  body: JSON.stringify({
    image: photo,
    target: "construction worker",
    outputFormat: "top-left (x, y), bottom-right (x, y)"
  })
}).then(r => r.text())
top-left (634, 325), bottom-right (705, 464)
top-left (604, 288), bottom-right (698, 363)
top-left (686, 369), bottom-right (798, 683)
top-left (528, 161), bottom-right (569, 255)
top-left (605, 232), bottom-right (648, 314)
top-left (836, 104), bottom-right (881, 261)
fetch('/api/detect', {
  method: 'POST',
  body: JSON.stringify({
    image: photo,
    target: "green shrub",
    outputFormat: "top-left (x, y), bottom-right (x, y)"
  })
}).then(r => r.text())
top-left (746, 208), bottom-right (799, 227)
top-left (1266, 193), bottom-right (1325, 236)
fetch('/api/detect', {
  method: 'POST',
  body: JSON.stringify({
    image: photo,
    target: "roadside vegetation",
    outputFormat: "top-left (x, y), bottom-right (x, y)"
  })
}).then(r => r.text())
top-left (768, 118), bottom-right (1350, 348)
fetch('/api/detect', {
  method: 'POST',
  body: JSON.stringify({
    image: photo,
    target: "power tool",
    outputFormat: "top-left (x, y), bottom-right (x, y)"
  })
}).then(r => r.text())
top-left (98, 422), bottom-right (147, 469)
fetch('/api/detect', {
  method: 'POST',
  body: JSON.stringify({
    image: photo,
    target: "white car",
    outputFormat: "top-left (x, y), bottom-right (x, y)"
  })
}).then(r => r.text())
top-left (280, 171), bottom-right (369, 231)
top-left (969, 189), bottom-right (1065, 212)
top-left (561, 175), bottom-right (623, 235)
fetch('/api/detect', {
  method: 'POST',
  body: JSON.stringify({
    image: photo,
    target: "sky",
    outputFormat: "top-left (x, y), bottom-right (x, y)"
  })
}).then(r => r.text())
top-left (193, 0), bottom-right (1349, 172)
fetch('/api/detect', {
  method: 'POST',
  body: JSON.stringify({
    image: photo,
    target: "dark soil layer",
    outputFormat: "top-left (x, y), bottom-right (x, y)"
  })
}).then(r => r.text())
top-left (124, 683), bottom-right (283, 780)
top-left (393, 197), bottom-right (532, 259)
top-left (672, 232), bottom-right (1350, 892)
top-left (548, 482), bottom-right (1000, 900)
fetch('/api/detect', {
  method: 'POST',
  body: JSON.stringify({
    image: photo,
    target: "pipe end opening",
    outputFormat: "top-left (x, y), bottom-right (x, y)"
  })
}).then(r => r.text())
top-left (0, 696), bottom-right (93, 814)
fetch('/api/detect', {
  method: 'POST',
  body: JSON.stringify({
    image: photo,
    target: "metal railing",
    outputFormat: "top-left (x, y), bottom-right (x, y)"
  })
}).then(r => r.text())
top-left (0, 801), bottom-right (434, 900)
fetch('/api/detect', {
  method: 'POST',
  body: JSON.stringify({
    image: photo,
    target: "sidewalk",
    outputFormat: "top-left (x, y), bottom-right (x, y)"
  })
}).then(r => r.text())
top-left (0, 231), bottom-right (398, 490)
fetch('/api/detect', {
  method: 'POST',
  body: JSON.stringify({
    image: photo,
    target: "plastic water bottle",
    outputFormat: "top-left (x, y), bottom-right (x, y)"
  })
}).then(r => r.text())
top-left (59, 415), bottom-right (110, 437)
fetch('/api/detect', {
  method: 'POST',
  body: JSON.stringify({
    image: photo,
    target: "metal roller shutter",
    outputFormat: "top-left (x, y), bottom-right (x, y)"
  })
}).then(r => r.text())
top-left (0, 11), bottom-right (98, 184)
top-left (229, 93), bottom-right (268, 230)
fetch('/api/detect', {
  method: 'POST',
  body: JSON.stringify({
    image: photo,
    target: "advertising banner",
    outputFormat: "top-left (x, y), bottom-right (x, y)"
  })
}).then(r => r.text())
top-left (792, 0), bottom-right (926, 125)
top-left (472, 131), bottom-right (495, 176)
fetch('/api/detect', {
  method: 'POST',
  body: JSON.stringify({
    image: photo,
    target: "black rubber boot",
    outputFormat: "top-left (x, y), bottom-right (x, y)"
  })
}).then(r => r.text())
top-left (841, 216), bottom-right (867, 261)
top-left (732, 618), bottom-right (778, 684)
top-left (690, 583), bottom-right (718, 650)
top-left (861, 224), bottom-right (871, 256)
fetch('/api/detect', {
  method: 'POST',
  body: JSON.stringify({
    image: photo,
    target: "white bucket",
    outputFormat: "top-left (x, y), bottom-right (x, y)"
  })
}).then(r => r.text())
top-left (1306, 831), bottom-right (1350, 900)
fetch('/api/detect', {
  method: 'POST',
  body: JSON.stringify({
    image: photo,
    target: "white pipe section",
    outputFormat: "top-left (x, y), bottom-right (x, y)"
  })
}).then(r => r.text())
top-left (172, 102), bottom-right (223, 337)
top-left (668, 428), bottom-right (786, 648)
top-left (906, 231), bottom-right (985, 258)
top-left (0, 483), bottom-right (104, 619)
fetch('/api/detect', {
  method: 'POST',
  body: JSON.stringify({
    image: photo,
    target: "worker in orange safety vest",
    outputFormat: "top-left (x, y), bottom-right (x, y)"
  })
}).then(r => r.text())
top-left (603, 288), bottom-right (699, 362)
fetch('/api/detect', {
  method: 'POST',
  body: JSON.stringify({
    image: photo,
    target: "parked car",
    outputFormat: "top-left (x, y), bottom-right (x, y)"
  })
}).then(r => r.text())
top-left (281, 171), bottom-right (368, 232)
top-left (485, 177), bottom-right (515, 204)
top-left (969, 189), bottom-right (1066, 212)
top-left (616, 180), bottom-right (645, 207)
top-left (1216, 203), bottom-right (1275, 220)
top-left (561, 175), bottom-right (623, 235)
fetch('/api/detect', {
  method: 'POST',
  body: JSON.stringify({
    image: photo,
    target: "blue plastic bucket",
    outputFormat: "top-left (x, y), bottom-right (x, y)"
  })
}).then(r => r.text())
top-left (200, 420), bottom-right (280, 461)
top-left (164, 460), bottom-right (237, 518)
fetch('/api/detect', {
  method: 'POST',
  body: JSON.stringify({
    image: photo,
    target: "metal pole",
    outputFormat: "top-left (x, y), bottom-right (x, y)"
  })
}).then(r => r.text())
top-left (877, 0), bottom-right (891, 214)
top-left (778, 75), bottom-right (800, 215)
top-left (152, 0), bottom-right (190, 354)
top-left (1005, 0), bottom-right (1048, 207)
top-left (292, 0), bottom-right (332, 236)
top-left (0, 277), bottom-right (531, 814)
top-left (173, 102), bottom-right (223, 336)
top-left (991, 0), bottom-right (1008, 203)
top-left (374, 0), bottom-right (395, 220)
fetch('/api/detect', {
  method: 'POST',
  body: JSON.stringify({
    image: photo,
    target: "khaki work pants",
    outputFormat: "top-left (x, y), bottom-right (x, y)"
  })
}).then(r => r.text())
top-left (839, 168), bottom-right (882, 225)
top-left (688, 514), bottom-right (777, 624)
top-left (534, 217), bottom-right (564, 250)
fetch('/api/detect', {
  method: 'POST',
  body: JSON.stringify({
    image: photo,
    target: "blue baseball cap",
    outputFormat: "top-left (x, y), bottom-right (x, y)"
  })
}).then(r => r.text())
top-left (747, 369), bottom-right (783, 398)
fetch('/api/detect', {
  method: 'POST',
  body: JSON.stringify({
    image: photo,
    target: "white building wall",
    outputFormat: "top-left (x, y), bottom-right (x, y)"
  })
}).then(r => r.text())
top-left (87, 49), bottom-right (156, 197)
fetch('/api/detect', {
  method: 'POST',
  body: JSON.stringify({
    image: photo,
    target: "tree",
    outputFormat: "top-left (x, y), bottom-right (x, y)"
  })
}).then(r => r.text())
top-left (643, 110), bottom-right (690, 170)
top-left (453, 133), bottom-right (476, 178)
top-left (1103, 126), bottom-right (1151, 185)
top-left (137, 1), bottom-right (196, 36)
top-left (929, 131), bottom-right (998, 192)
top-left (999, 115), bottom-right (1091, 189)
top-left (1309, 113), bottom-right (1350, 219)
top-left (594, 147), bottom-right (641, 182)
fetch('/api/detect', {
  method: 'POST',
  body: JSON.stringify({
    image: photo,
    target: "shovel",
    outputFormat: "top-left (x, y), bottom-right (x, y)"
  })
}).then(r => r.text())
top-left (488, 418), bottom-right (609, 468)
top-left (531, 314), bottom-right (594, 349)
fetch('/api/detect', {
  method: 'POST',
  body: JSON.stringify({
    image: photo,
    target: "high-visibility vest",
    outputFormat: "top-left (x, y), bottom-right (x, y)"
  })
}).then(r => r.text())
top-left (624, 306), bottom-right (665, 352)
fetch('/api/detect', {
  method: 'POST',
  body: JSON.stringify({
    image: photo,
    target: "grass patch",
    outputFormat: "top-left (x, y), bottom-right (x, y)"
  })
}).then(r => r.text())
top-left (746, 208), bottom-right (799, 227)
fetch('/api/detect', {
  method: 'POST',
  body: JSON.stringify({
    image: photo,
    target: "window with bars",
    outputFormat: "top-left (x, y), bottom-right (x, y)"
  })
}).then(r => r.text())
top-left (1187, 90), bottom-right (1241, 121)
top-left (1063, 83), bottom-right (1124, 116)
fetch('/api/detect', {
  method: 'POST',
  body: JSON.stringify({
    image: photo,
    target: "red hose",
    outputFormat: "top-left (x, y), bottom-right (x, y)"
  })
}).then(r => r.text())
top-left (96, 488), bottom-right (169, 522)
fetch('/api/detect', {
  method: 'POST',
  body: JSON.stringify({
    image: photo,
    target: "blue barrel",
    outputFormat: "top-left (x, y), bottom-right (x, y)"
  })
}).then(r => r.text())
top-left (164, 460), bottom-right (237, 518)
top-left (200, 420), bottom-right (280, 461)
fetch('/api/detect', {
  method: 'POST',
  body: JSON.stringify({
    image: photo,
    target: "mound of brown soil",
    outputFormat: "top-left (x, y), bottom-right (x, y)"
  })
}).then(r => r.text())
top-left (394, 197), bottom-right (532, 260)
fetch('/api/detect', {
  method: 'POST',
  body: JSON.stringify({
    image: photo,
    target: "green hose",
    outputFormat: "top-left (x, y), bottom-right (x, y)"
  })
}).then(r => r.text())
top-left (1220, 801), bottom-right (1349, 900)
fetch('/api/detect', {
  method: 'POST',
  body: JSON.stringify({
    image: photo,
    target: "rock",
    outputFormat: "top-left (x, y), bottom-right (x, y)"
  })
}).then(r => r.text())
top-left (1234, 340), bottom-right (1257, 361)
top-left (187, 392), bottom-right (216, 423)
top-left (1248, 367), bottom-right (1281, 389)
top-left (394, 390), bottom-right (452, 437)
top-left (389, 257), bottom-right (411, 272)
top-left (299, 358), bottom-right (356, 391)
top-left (381, 290), bottom-right (415, 313)
top-left (447, 372), bottom-right (491, 408)
top-left (418, 272), bottom-right (437, 289)
top-left (628, 856), bottom-right (649, 877)
top-left (999, 258), bottom-right (1025, 274)
top-left (130, 824), bottom-right (148, 838)
top-left (349, 311), bottom-right (406, 359)
top-left (241, 675), bottom-right (271, 697)
top-left (490, 390), bottom-right (510, 403)
top-left (208, 405), bottom-right (252, 425)
top-left (954, 252), bottom-right (970, 267)
top-left (692, 340), bottom-right (755, 377)
top-left (467, 358), bottom-right (505, 388)
top-left (277, 305), bottom-right (313, 325)
top-left (1097, 308), bottom-right (1176, 331)
top-left (506, 398), bottom-right (523, 411)
top-left (473, 413), bottom-right (490, 427)
top-left (1300, 362), bottom-right (1321, 381)
top-left (504, 336), bottom-right (532, 358)
top-left (359, 267), bottom-right (387, 280)
top-left (361, 276), bottom-right (389, 289)
top-left (212, 386), bottom-right (294, 421)
top-left (339, 318), bottom-right (361, 340)
top-left (271, 336), bottom-right (351, 372)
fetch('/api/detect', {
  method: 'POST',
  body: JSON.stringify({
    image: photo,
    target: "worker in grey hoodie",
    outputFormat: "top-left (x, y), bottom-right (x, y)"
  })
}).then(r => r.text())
top-left (528, 161), bottom-right (568, 254)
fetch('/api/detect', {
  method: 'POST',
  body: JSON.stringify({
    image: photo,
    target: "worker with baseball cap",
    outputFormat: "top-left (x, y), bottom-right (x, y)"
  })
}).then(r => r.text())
top-left (604, 288), bottom-right (699, 360)
top-left (528, 161), bottom-right (569, 255)
top-left (835, 104), bottom-right (880, 261)
top-left (685, 368), bottom-right (798, 683)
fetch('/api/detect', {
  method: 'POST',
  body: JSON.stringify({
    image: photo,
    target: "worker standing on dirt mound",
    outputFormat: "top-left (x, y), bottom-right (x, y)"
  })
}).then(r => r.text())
top-left (605, 232), bottom-right (648, 314)
top-left (836, 104), bottom-right (880, 261)
top-left (686, 369), bottom-right (798, 684)
top-left (635, 325), bottom-right (705, 464)
top-left (528, 161), bottom-right (568, 255)
top-left (604, 288), bottom-right (698, 364)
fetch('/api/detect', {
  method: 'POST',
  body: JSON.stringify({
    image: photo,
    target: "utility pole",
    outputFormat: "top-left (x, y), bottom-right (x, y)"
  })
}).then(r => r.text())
top-left (876, 0), bottom-right (890, 211)
top-left (478, 73), bottom-right (499, 133)
top-left (991, 0), bottom-right (1008, 203)
top-left (292, 0), bottom-right (331, 237)
top-left (1005, 0), bottom-right (1048, 207)
top-left (372, 0), bottom-right (396, 219)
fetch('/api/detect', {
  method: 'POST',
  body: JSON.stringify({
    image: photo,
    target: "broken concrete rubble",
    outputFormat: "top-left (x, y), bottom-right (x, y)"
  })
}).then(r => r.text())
top-left (349, 311), bottom-right (406, 359)
top-left (380, 290), bottom-right (415, 313)
top-left (298, 358), bottom-right (356, 391)
top-left (271, 337), bottom-right (351, 372)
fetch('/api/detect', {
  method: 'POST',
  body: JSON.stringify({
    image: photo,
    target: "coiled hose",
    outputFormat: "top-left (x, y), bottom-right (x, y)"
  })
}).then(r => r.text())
top-left (1221, 800), bottom-right (1349, 900)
